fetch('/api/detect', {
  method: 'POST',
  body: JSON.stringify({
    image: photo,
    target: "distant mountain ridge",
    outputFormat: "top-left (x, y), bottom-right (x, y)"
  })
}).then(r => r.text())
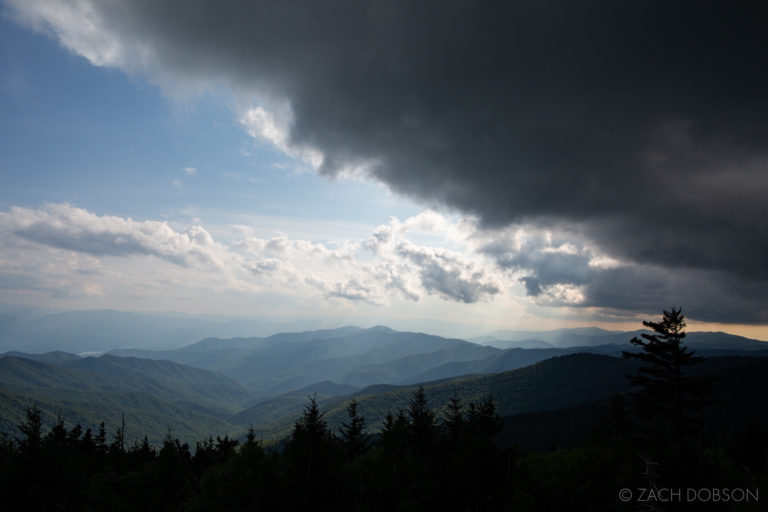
top-left (473, 328), bottom-right (767, 351)
top-left (106, 325), bottom-right (768, 399)
top-left (0, 351), bottom-right (82, 365)
top-left (110, 326), bottom-right (502, 396)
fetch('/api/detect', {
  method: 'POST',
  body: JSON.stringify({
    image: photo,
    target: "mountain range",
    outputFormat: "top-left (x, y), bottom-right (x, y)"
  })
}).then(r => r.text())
top-left (108, 325), bottom-right (768, 396)
top-left (1, 320), bottom-right (766, 446)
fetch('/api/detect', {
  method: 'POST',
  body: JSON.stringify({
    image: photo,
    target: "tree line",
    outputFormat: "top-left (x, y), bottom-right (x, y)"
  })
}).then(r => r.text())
top-left (0, 389), bottom-right (508, 511)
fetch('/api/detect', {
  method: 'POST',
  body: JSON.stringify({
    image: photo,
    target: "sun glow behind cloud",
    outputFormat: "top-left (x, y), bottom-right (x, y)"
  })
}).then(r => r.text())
top-left (0, 203), bottom-right (599, 331)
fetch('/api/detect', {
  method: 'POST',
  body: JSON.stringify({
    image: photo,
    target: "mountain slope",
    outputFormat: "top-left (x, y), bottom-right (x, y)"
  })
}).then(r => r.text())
top-left (0, 387), bottom-right (241, 446)
top-left (0, 354), bottom-right (252, 443)
top-left (496, 355), bottom-right (768, 451)
top-left (401, 344), bottom-right (631, 384)
top-left (232, 353), bottom-right (640, 439)
top-left (64, 355), bottom-right (253, 415)
top-left (0, 353), bottom-right (255, 441)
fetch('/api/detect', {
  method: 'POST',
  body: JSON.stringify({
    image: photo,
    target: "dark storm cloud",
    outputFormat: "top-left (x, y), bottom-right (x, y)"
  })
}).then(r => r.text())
top-left (14, 0), bottom-right (768, 321)
top-left (494, 245), bottom-right (594, 292)
top-left (481, 229), bottom-right (768, 322)
top-left (582, 267), bottom-right (768, 324)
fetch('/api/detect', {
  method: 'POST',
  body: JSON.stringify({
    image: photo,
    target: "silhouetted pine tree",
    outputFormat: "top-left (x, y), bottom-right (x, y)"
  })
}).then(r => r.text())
top-left (622, 307), bottom-right (706, 441)
top-left (441, 395), bottom-right (465, 442)
top-left (94, 421), bottom-right (107, 453)
top-left (466, 396), bottom-right (503, 441)
top-left (380, 409), bottom-right (409, 455)
top-left (622, 307), bottom-right (712, 489)
top-left (407, 386), bottom-right (437, 453)
top-left (16, 406), bottom-right (43, 454)
top-left (156, 432), bottom-right (193, 510)
top-left (338, 399), bottom-right (368, 458)
top-left (284, 395), bottom-right (341, 511)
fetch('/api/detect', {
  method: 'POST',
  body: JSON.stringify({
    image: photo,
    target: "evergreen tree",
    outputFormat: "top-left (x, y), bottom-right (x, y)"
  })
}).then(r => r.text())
top-left (132, 435), bottom-right (156, 465)
top-left (466, 396), bottom-right (503, 441)
top-left (284, 395), bottom-right (341, 510)
top-left (407, 386), bottom-right (437, 451)
top-left (286, 395), bottom-right (336, 473)
top-left (338, 399), bottom-right (368, 457)
top-left (68, 423), bottom-right (83, 444)
top-left (215, 435), bottom-right (238, 461)
top-left (441, 395), bottom-right (465, 442)
top-left (94, 421), bottom-right (107, 452)
top-left (16, 406), bottom-right (43, 454)
top-left (622, 307), bottom-right (711, 488)
top-left (622, 307), bottom-right (704, 440)
top-left (157, 432), bottom-right (193, 509)
top-left (110, 413), bottom-right (126, 455)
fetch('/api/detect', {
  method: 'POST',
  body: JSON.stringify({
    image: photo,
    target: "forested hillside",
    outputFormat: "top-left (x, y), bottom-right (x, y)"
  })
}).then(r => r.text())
top-left (0, 355), bottom-right (249, 443)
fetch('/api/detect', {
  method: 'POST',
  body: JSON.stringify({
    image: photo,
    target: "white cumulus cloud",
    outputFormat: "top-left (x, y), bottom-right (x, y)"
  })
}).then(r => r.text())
top-left (4, 203), bottom-right (231, 269)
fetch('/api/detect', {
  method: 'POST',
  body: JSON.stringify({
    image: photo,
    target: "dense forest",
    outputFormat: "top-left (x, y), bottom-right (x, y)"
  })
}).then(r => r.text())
top-left (0, 389), bottom-right (765, 511)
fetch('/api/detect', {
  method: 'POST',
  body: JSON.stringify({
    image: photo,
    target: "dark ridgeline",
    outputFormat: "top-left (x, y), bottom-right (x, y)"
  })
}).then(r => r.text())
top-left (1, 308), bottom-right (766, 511)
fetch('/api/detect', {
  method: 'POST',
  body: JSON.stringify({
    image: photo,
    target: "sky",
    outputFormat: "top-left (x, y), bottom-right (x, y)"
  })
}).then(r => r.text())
top-left (0, 0), bottom-right (766, 340)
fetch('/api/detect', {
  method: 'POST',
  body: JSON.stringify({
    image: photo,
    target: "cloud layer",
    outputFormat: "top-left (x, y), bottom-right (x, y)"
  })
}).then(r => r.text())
top-left (6, 0), bottom-right (767, 322)
top-left (1, 204), bottom-right (765, 323)
top-left (0, 204), bottom-right (502, 308)
top-left (8, 204), bottom-right (228, 268)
